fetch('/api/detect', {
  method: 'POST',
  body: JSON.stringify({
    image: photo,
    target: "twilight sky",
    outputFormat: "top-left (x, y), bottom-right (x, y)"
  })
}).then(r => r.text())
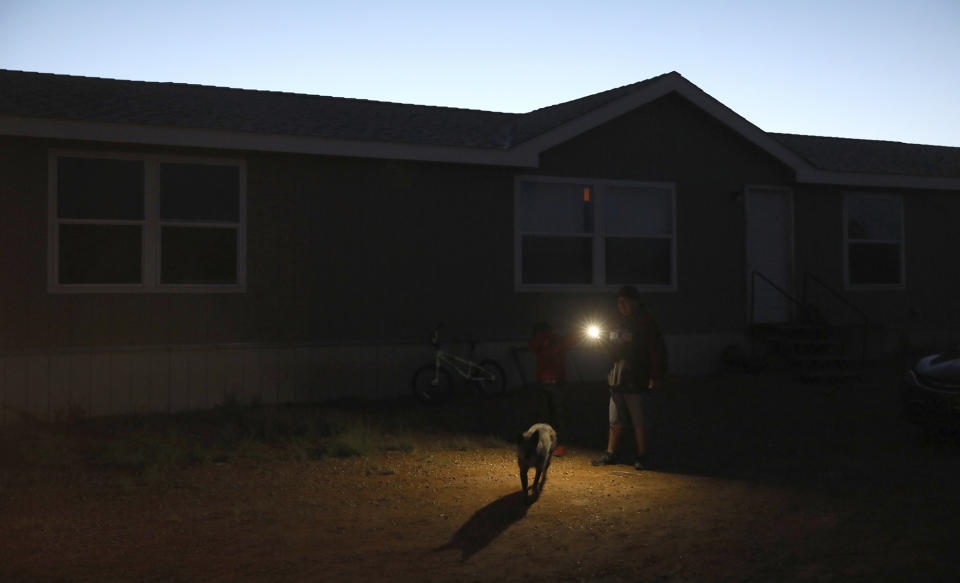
top-left (1, 0), bottom-right (958, 146)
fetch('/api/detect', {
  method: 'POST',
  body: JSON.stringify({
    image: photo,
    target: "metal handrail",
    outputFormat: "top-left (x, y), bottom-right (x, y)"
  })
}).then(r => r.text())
top-left (802, 272), bottom-right (869, 366)
top-left (749, 270), bottom-right (803, 329)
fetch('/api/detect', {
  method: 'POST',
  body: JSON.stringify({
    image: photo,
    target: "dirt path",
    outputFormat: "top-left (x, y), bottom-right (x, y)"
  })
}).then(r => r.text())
top-left (2, 371), bottom-right (960, 582)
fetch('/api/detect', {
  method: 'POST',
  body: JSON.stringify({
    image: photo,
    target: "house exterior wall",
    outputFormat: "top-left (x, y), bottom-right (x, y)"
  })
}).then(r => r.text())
top-left (3, 96), bottom-right (793, 352)
top-left (0, 96), bottom-right (809, 422)
top-left (244, 153), bottom-right (520, 345)
top-left (516, 93), bottom-right (796, 336)
top-left (0, 136), bottom-right (526, 422)
top-left (3, 90), bottom-right (958, 423)
top-left (794, 182), bottom-right (960, 354)
top-left (0, 136), bottom-right (521, 350)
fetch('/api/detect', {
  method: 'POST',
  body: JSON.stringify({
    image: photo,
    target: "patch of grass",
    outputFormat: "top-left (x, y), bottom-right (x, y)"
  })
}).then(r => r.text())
top-left (443, 433), bottom-right (508, 451)
top-left (216, 405), bottom-right (343, 445)
top-left (382, 435), bottom-right (417, 452)
top-left (229, 439), bottom-right (276, 463)
top-left (17, 431), bottom-right (82, 468)
top-left (286, 436), bottom-right (327, 461)
top-left (3, 394), bottom-right (527, 475)
top-left (477, 434), bottom-right (510, 448)
top-left (324, 420), bottom-right (379, 458)
top-left (96, 428), bottom-right (214, 472)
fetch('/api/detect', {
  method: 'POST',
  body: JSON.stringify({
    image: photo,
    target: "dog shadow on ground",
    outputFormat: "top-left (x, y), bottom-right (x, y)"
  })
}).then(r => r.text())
top-left (433, 491), bottom-right (529, 561)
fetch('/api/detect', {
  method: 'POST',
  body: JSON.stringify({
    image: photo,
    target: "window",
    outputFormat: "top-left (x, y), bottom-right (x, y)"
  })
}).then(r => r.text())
top-left (50, 152), bottom-right (245, 292)
top-left (844, 193), bottom-right (904, 288)
top-left (515, 176), bottom-right (675, 290)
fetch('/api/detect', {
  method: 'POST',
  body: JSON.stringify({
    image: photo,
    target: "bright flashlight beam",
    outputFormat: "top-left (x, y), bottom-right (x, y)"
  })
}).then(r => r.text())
top-left (587, 325), bottom-right (601, 339)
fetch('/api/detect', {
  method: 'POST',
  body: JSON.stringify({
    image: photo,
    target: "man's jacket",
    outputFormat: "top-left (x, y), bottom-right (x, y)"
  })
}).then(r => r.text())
top-left (608, 307), bottom-right (668, 393)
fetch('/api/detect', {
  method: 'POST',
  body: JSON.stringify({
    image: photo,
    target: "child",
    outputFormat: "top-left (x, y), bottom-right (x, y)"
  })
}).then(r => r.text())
top-left (528, 322), bottom-right (581, 455)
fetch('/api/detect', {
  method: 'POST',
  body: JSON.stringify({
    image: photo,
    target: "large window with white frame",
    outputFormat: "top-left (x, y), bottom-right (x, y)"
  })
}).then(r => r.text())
top-left (49, 151), bottom-right (246, 292)
top-left (844, 193), bottom-right (904, 288)
top-left (515, 176), bottom-right (676, 290)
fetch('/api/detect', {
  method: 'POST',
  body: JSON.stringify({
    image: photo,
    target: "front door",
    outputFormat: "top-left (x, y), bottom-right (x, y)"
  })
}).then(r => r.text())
top-left (745, 187), bottom-right (793, 323)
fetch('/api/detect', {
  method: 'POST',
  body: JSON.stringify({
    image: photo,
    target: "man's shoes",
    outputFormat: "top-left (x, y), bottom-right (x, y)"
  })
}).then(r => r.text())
top-left (634, 456), bottom-right (647, 471)
top-left (591, 451), bottom-right (617, 466)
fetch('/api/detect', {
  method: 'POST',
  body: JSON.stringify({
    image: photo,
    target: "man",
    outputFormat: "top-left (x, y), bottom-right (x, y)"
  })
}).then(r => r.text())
top-left (591, 285), bottom-right (668, 470)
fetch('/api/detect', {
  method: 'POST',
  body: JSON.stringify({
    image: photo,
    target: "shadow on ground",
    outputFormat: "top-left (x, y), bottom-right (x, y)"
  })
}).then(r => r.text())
top-left (432, 491), bottom-right (529, 561)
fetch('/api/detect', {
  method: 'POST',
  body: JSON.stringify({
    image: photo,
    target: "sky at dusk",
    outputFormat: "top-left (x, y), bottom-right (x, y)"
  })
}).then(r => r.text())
top-left (1, 0), bottom-right (958, 147)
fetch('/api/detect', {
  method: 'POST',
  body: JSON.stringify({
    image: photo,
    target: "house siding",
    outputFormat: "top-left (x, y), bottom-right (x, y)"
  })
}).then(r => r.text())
top-left (1, 136), bottom-right (526, 422)
top-left (901, 189), bottom-right (960, 334)
top-left (243, 151), bottom-right (521, 344)
top-left (794, 182), bottom-right (960, 353)
top-left (0, 95), bottom-right (802, 422)
top-left (3, 88), bottom-right (959, 423)
top-left (0, 136), bottom-right (522, 350)
top-left (524, 93), bottom-right (796, 335)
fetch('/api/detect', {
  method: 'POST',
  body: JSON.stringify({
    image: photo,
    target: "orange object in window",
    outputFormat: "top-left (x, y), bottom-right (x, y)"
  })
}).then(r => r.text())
top-left (583, 187), bottom-right (591, 202)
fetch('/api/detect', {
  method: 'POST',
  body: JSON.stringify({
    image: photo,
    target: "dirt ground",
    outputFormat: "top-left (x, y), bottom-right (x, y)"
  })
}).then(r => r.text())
top-left (2, 368), bottom-right (960, 582)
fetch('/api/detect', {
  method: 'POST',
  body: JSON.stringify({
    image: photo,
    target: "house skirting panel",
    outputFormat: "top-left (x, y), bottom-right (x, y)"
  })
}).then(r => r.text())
top-left (0, 333), bottom-right (745, 425)
top-left (0, 343), bottom-right (424, 425)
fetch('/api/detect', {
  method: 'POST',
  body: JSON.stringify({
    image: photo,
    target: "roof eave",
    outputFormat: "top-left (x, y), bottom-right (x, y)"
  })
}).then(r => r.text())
top-left (0, 115), bottom-right (536, 168)
top-left (3, 107), bottom-right (958, 190)
top-left (797, 168), bottom-right (960, 190)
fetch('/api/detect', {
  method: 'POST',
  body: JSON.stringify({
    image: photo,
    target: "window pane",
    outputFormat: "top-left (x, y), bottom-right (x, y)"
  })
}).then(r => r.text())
top-left (847, 195), bottom-right (901, 240)
top-left (604, 186), bottom-right (672, 236)
top-left (605, 237), bottom-right (672, 285)
top-left (160, 163), bottom-right (240, 221)
top-left (59, 224), bottom-right (142, 284)
top-left (161, 227), bottom-right (238, 284)
top-left (57, 157), bottom-right (144, 219)
top-left (518, 181), bottom-right (593, 234)
top-left (521, 235), bottom-right (592, 284)
top-left (849, 242), bottom-right (901, 285)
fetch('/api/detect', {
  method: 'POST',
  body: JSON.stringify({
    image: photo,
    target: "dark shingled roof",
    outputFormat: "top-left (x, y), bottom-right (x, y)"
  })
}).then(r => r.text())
top-left (2, 69), bottom-right (958, 180)
top-left (0, 69), bottom-right (517, 148)
top-left (771, 133), bottom-right (960, 179)
top-left (0, 69), bottom-right (675, 150)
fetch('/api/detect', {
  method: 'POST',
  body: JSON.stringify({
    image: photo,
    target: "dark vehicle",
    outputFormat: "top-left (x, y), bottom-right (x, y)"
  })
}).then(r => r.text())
top-left (901, 349), bottom-right (960, 432)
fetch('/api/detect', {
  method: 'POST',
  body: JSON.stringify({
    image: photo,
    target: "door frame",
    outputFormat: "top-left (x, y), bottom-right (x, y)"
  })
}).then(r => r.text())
top-left (744, 185), bottom-right (795, 324)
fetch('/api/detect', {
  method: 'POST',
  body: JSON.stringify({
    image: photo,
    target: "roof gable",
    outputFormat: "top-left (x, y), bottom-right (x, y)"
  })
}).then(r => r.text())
top-left (506, 72), bottom-right (814, 171)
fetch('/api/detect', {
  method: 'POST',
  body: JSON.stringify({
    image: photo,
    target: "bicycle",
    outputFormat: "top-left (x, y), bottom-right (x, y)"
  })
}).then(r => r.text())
top-left (410, 324), bottom-right (508, 404)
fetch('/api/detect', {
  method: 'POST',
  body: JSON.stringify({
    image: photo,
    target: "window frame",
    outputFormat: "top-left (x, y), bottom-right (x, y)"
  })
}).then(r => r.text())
top-left (48, 150), bottom-right (247, 293)
top-left (842, 192), bottom-right (905, 291)
top-left (514, 175), bottom-right (677, 292)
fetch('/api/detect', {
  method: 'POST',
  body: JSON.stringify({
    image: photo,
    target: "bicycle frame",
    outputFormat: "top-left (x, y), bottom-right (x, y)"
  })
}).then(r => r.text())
top-left (419, 323), bottom-right (500, 390)
top-left (411, 324), bottom-right (507, 403)
top-left (431, 349), bottom-right (496, 382)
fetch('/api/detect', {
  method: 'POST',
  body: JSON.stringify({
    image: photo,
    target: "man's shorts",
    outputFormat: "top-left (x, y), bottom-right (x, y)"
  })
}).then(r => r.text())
top-left (609, 391), bottom-right (645, 428)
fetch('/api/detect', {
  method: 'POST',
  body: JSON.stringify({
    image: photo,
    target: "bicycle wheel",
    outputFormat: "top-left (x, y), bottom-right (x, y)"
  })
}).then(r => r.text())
top-left (473, 359), bottom-right (507, 397)
top-left (411, 364), bottom-right (453, 404)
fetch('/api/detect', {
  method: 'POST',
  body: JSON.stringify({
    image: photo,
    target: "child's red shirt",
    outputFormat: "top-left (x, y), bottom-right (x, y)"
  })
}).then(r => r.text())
top-left (528, 331), bottom-right (579, 383)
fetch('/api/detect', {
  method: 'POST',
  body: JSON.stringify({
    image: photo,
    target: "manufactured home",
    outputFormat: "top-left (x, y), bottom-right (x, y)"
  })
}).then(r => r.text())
top-left (1, 69), bottom-right (959, 422)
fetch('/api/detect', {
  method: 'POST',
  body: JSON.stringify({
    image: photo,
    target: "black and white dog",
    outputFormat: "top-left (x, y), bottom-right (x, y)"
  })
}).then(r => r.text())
top-left (516, 423), bottom-right (558, 503)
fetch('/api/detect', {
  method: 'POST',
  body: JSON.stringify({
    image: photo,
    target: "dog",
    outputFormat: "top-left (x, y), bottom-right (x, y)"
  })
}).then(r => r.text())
top-left (516, 423), bottom-right (558, 503)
